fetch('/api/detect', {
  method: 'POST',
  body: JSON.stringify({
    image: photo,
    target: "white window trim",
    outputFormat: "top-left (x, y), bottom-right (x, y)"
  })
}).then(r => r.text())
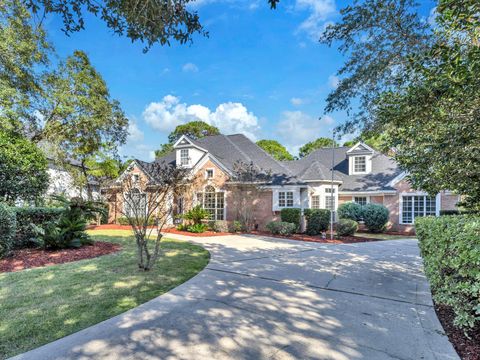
top-left (352, 195), bottom-right (370, 205)
top-left (195, 185), bottom-right (226, 221)
top-left (399, 192), bottom-right (441, 225)
top-left (352, 155), bottom-right (367, 174)
top-left (180, 148), bottom-right (190, 167)
top-left (205, 168), bottom-right (215, 179)
top-left (271, 187), bottom-right (301, 211)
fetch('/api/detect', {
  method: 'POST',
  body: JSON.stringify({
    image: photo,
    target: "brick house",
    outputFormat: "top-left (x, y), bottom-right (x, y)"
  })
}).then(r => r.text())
top-left (104, 134), bottom-right (459, 233)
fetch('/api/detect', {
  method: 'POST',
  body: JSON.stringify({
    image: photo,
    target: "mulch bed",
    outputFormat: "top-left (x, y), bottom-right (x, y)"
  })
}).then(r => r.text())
top-left (162, 228), bottom-right (233, 237)
top-left (0, 242), bottom-right (121, 273)
top-left (434, 303), bottom-right (480, 360)
top-left (249, 231), bottom-right (382, 244)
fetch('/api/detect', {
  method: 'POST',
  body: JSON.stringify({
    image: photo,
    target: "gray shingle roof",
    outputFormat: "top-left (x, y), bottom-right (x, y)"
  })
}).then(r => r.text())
top-left (140, 135), bottom-right (402, 191)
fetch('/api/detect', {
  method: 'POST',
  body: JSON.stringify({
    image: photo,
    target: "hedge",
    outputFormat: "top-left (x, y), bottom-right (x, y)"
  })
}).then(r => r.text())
top-left (266, 221), bottom-right (296, 236)
top-left (0, 203), bottom-right (17, 258)
top-left (337, 202), bottom-right (363, 221)
top-left (280, 208), bottom-right (301, 232)
top-left (416, 215), bottom-right (480, 330)
top-left (361, 204), bottom-right (389, 232)
top-left (13, 207), bottom-right (64, 248)
top-left (304, 209), bottom-right (330, 235)
top-left (336, 219), bottom-right (358, 236)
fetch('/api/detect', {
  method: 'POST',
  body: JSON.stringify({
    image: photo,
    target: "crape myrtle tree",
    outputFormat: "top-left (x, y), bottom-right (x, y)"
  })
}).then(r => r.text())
top-left (121, 161), bottom-right (189, 271)
top-left (321, 0), bottom-right (480, 210)
top-left (230, 160), bottom-right (271, 231)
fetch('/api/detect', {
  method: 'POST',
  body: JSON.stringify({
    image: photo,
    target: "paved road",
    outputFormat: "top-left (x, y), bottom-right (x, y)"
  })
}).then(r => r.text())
top-left (12, 234), bottom-right (459, 360)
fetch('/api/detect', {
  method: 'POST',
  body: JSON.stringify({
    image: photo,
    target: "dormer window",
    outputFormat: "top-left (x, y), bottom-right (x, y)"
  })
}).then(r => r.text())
top-left (353, 156), bottom-right (366, 173)
top-left (180, 149), bottom-right (189, 166)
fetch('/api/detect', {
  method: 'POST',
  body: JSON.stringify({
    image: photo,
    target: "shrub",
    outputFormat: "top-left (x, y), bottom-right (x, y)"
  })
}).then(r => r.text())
top-left (13, 207), bottom-right (63, 247)
top-left (336, 219), bottom-right (358, 237)
top-left (362, 204), bottom-right (389, 232)
top-left (337, 202), bottom-right (363, 221)
top-left (0, 203), bottom-right (16, 258)
top-left (416, 216), bottom-right (480, 331)
top-left (183, 205), bottom-right (210, 225)
top-left (211, 220), bottom-right (229, 233)
top-left (280, 208), bottom-right (301, 232)
top-left (187, 223), bottom-right (208, 233)
top-left (304, 209), bottom-right (330, 235)
top-left (176, 223), bottom-right (188, 231)
top-left (266, 221), bottom-right (296, 236)
top-left (118, 216), bottom-right (155, 226)
top-left (229, 220), bottom-right (245, 233)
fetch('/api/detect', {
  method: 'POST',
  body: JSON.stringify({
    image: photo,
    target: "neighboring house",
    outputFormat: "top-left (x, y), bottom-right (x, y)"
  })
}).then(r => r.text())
top-left (104, 134), bottom-right (459, 233)
top-left (46, 157), bottom-right (100, 200)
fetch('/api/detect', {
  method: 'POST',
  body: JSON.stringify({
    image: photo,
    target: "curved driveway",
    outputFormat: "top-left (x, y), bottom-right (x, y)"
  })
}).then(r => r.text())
top-left (12, 234), bottom-right (459, 360)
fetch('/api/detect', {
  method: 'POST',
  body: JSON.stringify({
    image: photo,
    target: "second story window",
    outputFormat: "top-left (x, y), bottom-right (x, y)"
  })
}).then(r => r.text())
top-left (206, 169), bottom-right (214, 179)
top-left (180, 149), bottom-right (189, 166)
top-left (354, 156), bottom-right (366, 173)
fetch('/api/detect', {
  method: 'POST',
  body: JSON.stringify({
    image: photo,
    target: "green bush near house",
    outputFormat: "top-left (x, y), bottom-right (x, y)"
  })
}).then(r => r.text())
top-left (304, 209), bottom-right (330, 235)
top-left (416, 216), bottom-right (480, 331)
top-left (337, 202), bottom-right (363, 221)
top-left (280, 208), bottom-right (301, 232)
top-left (361, 203), bottom-right (389, 232)
top-left (13, 207), bottom-right (64, 247)
top-left (336, 219), bottom-right (358, 236)
top-left (266, 221), bottom-right (296, 236)
top-left (0, 203), bottom-right (17, 258)
top-left (229, 220), bottom-right (245, 233)
top-left (187, 223), bottom-right (208, 233)
top-left (211, 220), bottom-right (229, 233)
top-left (183, 205), bottom-right (210, 225)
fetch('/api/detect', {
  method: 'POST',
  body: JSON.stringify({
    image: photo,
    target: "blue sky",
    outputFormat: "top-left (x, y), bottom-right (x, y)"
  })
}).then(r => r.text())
top-left (45, 0), bottom-right (434, 160)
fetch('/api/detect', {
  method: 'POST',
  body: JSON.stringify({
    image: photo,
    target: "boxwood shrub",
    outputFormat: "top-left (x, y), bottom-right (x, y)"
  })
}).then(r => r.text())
top-left (361, 204), bottom-right (389, 233)
top-left (0, 203), bottom-right (17, 258)
top-left (266, 221), bottom-right (296, 236)
top-left (13, 207), bottom-right (64, 247)
top-left (304, 209), bottom-right (330, 235)
top-left (336, 219), bottom-right (358, 236)
top-left (416, 216), bottom-right (480, 331)
top-left (280, 208), bottom-right (301, 232)
top-left (337, 202), bottom-right (363, 221)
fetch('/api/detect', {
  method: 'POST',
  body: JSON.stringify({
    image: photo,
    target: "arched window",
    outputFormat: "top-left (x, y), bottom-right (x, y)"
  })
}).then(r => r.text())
top-left (196, 185), bottom-right (225, 220)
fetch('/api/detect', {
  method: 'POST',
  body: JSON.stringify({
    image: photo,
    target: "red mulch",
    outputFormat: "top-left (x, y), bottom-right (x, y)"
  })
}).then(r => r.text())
top-left (435, 304), bottom-right (480, 360)
top-left (0, 242), bottom-right (121, 273)
top-left (162, 228), bottom-right (233, 237)
top-left (249, 231), bottom-right (381, 244)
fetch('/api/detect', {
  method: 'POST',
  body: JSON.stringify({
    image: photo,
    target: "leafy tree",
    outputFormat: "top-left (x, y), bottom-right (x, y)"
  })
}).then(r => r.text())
top-left (0, 0), bottom-right (50, 132)
top-left (155, 121), bottom-right (219, 159)
top-left (0, 130), bottom-right (49, 204)
top-left (31, 50), bottom-right (129, 199)
top-left (25, 0), bottom-right (281, 51)
top-left (323, 0), bottom-right (480, 209)
top-left (167, 121), bottom-right (220, 143)
top-left (256, 139), bottom-right (293, 161)
top-left (299, 137), bottom-right (337, 158)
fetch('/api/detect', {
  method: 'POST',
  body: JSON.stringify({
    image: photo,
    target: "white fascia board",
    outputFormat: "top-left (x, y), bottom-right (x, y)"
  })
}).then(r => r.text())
top-left (346, 142), bottom-right (375, 154)
top-left (191, 153), bottom-right (233, 177)
top-left (339, 190), bottom-right (397, 195)
top-left (303, 180), bottom-right (343, 184)
top-left (173, 135), bottom-right (209, 153)
top-left (387, 171), bottom-right (408, 187)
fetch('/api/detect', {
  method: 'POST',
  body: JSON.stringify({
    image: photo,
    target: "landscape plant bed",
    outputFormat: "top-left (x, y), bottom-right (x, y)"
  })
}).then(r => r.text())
top-left (250, 231), bottom-right (383, 244)
top-left (162, 228), bottom-right (233, 237)
top-left (0, 242), bottom-right (121, 273)
top-left (434, 303), bottom-right (480, 360)
top-left (87, 224), bottom-right (156, 230)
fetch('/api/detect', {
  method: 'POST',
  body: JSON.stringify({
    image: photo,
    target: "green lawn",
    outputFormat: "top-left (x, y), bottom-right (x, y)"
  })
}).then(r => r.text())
top-left (355, 232), bottom-right (416, 240)
top-left (0, 230), bottom-right (209, 359)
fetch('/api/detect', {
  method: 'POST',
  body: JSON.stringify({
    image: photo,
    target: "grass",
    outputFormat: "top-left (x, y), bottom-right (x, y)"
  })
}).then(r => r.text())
top-left (355, 232), bottom-right (416, 240)
top-left (0, 230), bottom-right (210, 359)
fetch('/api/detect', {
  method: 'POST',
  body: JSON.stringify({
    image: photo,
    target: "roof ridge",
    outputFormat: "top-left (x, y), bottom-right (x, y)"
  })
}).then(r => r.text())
top-left (223, 134), bottom-right (253, 163)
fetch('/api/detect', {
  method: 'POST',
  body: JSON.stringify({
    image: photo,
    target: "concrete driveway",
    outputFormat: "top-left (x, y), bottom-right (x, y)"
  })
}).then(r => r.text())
top-left (12, 234), bottom-right (459, 360)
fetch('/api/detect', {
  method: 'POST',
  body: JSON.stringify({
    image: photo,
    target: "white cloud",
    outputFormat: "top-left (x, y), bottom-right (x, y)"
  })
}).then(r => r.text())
top-left (127, 120), bottom-right (144, 142)
top-left (182, 62), bottom-right (199, 73)
top-left (142, 95), bottom-right (260, 140)
top-left (328, 74), bottom-right (339, 89)
top-left (276, 110), bottom-right (335, 155)
top-left (295, 0), bottom-right (336, 40)
top-left (290, 97), bottom-right (305, 106)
